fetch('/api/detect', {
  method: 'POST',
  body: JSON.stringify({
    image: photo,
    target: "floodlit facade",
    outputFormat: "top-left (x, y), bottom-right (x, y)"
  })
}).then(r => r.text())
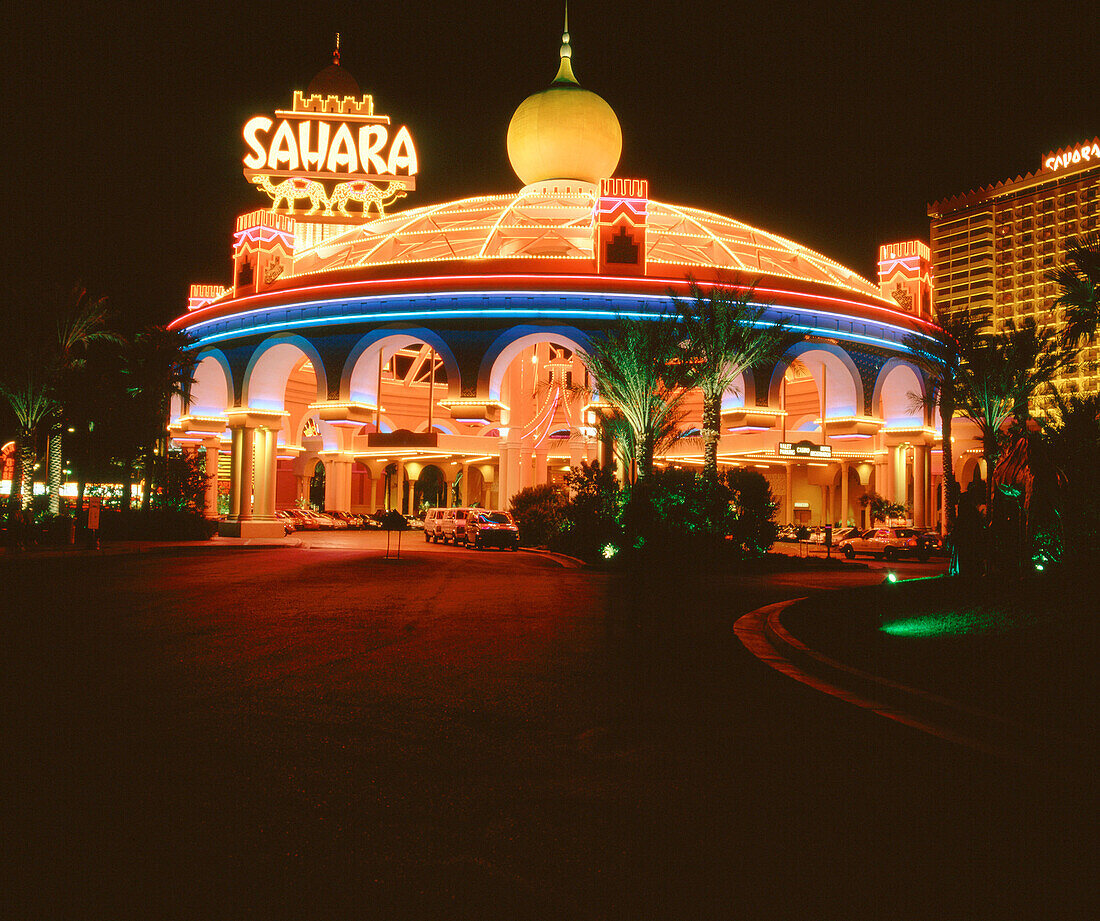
top-left (170, 28), bottom-right (947, 538)
top-left (928, 139), bottom-right (1100, 413)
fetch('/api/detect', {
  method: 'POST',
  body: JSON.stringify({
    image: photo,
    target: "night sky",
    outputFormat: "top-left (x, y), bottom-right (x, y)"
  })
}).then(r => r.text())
top-left (6, 0), bottom-right (1097, 327)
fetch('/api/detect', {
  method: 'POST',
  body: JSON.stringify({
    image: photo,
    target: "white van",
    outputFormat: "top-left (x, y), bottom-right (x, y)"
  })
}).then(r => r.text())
top-left (424, 507), bottom-right (446, 542)
top-left (438, 507), bottom-right (474, 545)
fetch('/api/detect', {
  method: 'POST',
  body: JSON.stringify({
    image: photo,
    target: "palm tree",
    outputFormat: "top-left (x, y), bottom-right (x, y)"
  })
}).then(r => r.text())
top-left (1, 370), bottom-right (56, 509)
top-left (954, 317), bottom-right (1075, 499)
top-left (579, 313), bottom-right (688, 481)
top-left (903, 310), bottom-right (980, 536)
top-left (1047, 232), bottom-right (1100, 344)
top-left (46, 287), bottom-right (119, 514)
top-left (121, 326), bottom-right (197, 513)
top-left (1, 296), bottom-right (57, 509)
top-left (670, 278), bottom-right (793, 483)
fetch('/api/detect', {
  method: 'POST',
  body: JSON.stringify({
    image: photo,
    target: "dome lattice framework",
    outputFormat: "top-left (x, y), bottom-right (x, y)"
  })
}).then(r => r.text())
top-left (290, 190), bottom-right (884, 300)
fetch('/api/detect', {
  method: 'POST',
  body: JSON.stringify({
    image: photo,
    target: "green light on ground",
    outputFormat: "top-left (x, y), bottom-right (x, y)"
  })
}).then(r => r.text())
top-left (880, 607), bottom-right (1025, 638)
top-left (885, 572), bottom-right (898, 583)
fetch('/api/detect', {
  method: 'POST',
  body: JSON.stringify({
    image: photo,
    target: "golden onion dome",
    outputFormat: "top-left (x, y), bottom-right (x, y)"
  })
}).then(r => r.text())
top-left (506, 11), bottom-right (622, 186)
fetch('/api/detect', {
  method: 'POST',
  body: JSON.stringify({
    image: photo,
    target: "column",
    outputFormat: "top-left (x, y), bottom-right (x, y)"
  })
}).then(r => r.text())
top-left (912, 444), bottom-right (927, 528)
top-left (398, 461), bottom-right (407, 515)
top-left (501, 439), bottom-right (521, 507)
top-left (840, 461), bottom-right (849, 527)
top-left (204, 444), bottom-right (220, 519)
top-left (252, 428), bottom-right (276, 519)
top-left (325, 458), bottom-right (352, 512)
top-left (886, 444), bottom-right (899, 505)
top-left (821, 485), bottom-right (831, 526)
top-left (534, 448), bottom-right (549, 487)
top-left (783, 464), bottom-right (793, 524)
top-left (461, 462), bottom-right (470, 506)
top-left (263, 429), bottom-right (278, 517)
top-left (228, 427), bottom-right (243, 518)
top-left (237, 427), bottom-right (255, 520)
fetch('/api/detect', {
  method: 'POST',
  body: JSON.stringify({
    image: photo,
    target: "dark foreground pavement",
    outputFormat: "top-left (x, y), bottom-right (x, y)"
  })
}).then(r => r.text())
top-left (1, 542), bottom-right (1092, 920)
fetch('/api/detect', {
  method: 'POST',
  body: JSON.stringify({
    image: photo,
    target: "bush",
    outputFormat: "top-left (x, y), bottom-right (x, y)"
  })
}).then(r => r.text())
top-left (510, 483), bottom-right (566, 547)
top-left (622, 468), bottom-right (736, 557)
top-left (859, 491), bottom-right (906, 523)
top-left (557, 461), bottom-right (622, 562)
top-left (96, 508), bottom-right (217, 541)
top-left (721, 468), bottom-right (779, 556)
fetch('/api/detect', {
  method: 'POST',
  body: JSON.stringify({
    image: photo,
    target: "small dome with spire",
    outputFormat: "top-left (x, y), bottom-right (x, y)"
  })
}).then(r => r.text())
top-left (307, 33), bottom-right (361, 97)
top-left (506, 8), bottom-right (622, 187)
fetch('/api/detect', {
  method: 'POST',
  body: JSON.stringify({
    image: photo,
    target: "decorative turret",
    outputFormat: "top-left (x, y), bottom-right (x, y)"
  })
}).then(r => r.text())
top-left (506, 6), bottom-right (622, 187)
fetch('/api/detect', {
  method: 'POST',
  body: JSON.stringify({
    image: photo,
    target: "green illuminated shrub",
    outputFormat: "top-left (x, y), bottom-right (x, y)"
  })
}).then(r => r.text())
top-left (509, 483), bottom-right (567, 547)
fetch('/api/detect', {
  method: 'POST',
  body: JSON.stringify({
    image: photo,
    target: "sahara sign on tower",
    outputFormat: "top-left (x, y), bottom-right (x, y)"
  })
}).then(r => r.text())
top-left (243, 90), bottom-right (418, 219)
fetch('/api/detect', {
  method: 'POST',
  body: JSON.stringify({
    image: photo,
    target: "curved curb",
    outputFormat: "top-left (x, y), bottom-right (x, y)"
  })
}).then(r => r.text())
top-left (735, 599), bottom-right (1087, 769)
top-left (519, 547), bottom-right (587, 569)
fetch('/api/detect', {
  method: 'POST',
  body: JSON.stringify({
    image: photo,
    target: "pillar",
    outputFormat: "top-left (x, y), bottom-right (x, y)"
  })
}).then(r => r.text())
top-left (204, 444), bottom-right (220, 519)
top-left (324, 458), bottom-right (352, 513)
top-left (887, 444), bottom-right (900, 506)
top-left (228, 425), bottom-right (257, 521)
top-left (534, 448), bottom-right (549, 487)
top-left (783, 464), bottom-right (793, 524)
top-left (239, 427), bottom-right (255, 520)
top-left (821, 485), bottom-right (831, 526)
top-left (228, 427), bottom-right (243, 518)
top-left (506, 441), bottom-right (523, 507)
top-left (840, 461), bottom-right (849, 527)
top-left (253, 428), bottom-right (277, 519)
top-left (913, 445), bottom-right (927, 528)
top-left (398, 461), bottom-right (407, 515)
top-left (460, 463), bottom-right (470, 506)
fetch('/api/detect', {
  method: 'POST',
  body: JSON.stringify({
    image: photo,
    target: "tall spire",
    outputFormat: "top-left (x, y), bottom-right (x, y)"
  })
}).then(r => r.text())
top-left (553, 2), bottom-right (578, 85)
top-left (333, 32), bottom-right (341, 66)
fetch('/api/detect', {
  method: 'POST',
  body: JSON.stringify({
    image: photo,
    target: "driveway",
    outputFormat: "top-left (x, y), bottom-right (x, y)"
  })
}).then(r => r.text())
top-left (1, 545), bottom-right (1086, 919)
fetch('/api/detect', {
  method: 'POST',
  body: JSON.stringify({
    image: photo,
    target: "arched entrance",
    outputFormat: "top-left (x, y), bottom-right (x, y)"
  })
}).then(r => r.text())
top-left (309, 461), bottom-right (325, 510)
top-left (414, 464), bottom-right (446, 513)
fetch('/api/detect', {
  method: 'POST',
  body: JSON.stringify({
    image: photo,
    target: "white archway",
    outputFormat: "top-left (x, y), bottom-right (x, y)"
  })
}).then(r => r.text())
top-left (243, 338), bottom-right (326, 411)
top-left (875, 360), bottom-right (926, 425)
top-left (188, 353), bottom-right (232, 416)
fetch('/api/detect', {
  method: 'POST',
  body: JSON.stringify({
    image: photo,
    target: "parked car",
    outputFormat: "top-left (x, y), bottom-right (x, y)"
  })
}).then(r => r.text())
top-left (305, 511), bottom-right (340, 530)
top-left (325, 510), bottom-right (362, 529)
top-left (833, 526), bottom-right (860, 544)
top-left (918, 530), bottom-right (944, 554)
top-left (275, 510), bottom-right (297, 534)
top-left (838, 526), bottom-right (927, 561)
top-left (437, 507), bottom-right (474, 545)
top-left (808, 527), bottom-right (826, 544)
top-left (404, 515), bottom-right (424, 530)
top-left (466, 510), bottom-right (520, 551)
top-left (286, 509), bottom-right (319, 530)
top-left (424, 507), bottom-right (446, 542)
top-left (776, 525), bottom-right (799, 542)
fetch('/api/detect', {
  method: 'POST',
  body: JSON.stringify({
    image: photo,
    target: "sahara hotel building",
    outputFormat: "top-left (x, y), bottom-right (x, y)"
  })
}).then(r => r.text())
top-left (169, 27), bottom-right (948, 538)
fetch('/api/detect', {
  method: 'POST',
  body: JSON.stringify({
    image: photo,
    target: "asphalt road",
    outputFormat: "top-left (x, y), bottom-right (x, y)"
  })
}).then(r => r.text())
top-left (1, 538), bottom-right (1089, 920)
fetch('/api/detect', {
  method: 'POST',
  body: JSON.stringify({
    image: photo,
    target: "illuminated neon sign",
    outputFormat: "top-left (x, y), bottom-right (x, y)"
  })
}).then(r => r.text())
top-left (243, 90), bottom-right (418, 219)
top-left (777, 441), bottom-right (832, 459)
top-left (1043, 139), bottom-right (1099, 173)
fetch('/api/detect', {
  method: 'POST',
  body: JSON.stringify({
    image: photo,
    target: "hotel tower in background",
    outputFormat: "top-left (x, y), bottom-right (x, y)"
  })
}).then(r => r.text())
top-left (928, 138), bottom-right (1100, 412)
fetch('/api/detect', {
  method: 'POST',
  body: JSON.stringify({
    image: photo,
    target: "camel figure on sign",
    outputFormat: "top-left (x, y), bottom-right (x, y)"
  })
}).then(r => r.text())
top-left (328, 180), bottom-right (407, 217)
top-left (250, 175), bottom-right (330, 215)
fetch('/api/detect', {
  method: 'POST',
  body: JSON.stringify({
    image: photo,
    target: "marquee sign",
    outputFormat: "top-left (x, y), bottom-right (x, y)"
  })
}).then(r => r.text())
top-left (777, 441), bottom-right (832, 459)
top-left (1042, 139), bottom-right (1099, 173)
top-left (243, 90), bottom-right (418, 220)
